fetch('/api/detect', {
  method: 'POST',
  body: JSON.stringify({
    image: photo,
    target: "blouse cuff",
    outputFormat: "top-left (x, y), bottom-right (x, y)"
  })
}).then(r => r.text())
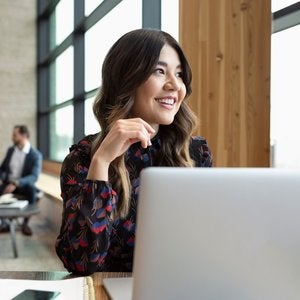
top-left (82, 179), bottom-right (117, 211)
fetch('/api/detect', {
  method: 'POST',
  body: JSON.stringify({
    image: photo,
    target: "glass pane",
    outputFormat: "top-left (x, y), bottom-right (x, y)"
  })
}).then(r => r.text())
top-left (50, 106), bottom-right (74, 161)
top-left (50, 0), bottom-right (74, 49)
top-left (84, 0), bottom-right (142, 92)
top-left (49, 46), bottom-right (74, 105)
top-left (272, 0), bottom-right (298, 12)
top-left (85, 97), bottom-right (101, 135)
top-left (270, 25), bottom-right (300, 168)
top-left (161, 0), bottom-right (179, 41)
top-left (85, 0), bottom-right (105, 16)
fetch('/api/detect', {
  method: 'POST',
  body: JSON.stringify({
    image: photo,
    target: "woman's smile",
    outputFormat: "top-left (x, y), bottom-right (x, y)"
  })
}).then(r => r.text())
top-left (155, 97), bottom-right (176, 110)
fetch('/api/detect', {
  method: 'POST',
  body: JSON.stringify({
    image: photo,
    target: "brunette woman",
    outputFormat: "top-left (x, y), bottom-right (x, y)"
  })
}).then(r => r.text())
top-left (56, 28), bottom-right (213, 275)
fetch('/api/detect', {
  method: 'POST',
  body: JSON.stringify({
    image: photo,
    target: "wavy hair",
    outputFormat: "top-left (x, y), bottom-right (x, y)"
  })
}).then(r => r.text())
top-left (92, 28), bottom-right (197, 218)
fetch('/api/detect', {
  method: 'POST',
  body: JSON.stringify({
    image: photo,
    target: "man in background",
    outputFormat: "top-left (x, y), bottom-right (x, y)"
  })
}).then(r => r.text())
top-left (0, 125), bottom-right (42, 235)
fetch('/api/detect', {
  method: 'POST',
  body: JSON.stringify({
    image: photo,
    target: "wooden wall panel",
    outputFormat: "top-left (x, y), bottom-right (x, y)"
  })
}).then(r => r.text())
top-left (179, 0), bottom-right (271, 166)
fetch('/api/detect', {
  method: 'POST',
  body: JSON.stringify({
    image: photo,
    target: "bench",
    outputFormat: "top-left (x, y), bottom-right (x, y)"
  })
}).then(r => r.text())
top-left (36, 173), bottom-right (61, 202)
top-left (36, 173), bottom-right (62, 233)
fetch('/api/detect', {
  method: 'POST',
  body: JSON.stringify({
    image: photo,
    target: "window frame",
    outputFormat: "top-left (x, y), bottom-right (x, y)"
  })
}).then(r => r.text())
top-left (37, 0), bottom-right (162, 171)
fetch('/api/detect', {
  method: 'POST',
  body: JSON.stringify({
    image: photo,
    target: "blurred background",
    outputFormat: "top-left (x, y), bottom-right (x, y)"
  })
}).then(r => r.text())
top-left (0, 0), bottom-right (299, 271)
top-left (0, 0), bottom-right (299, 170)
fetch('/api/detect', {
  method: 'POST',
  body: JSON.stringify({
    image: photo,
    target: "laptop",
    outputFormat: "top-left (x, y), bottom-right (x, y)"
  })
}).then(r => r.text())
top-left (104, 167), bottom-right (300, 300)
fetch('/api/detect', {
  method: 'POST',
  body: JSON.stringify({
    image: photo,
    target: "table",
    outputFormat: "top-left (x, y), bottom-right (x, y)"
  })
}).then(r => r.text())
top-left (0, 271), bottom-right (132, 300)
top-left (0, 204), bottom-right (40, 258)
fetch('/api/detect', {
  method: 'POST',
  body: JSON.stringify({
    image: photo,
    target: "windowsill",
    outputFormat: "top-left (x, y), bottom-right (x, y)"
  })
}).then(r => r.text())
top-left (36, 172), bottom-right (61, 202)
top-left (36, 160), bottom-right (62, 202)
top-left (42, 160), bottom-right (62, 177)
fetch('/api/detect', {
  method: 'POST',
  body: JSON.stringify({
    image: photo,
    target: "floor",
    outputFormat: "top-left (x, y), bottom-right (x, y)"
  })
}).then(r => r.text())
top-left (0, 214), bottom-right (66, 272)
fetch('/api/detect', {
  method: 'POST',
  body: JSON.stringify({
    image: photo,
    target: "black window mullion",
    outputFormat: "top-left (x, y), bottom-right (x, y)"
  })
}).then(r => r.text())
top-left (272, 2), bottom-right (300, 33)
top-left (142, 0), bottom-right (161, 29)
top-left (73, 0), bottom-right (85, 143)
top-left (37, 4), bottom-right (50, 158)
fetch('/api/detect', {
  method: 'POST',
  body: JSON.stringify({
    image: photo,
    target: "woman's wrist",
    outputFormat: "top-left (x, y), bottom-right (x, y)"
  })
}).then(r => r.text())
top-left (87, 156), bottom-right (110, 181)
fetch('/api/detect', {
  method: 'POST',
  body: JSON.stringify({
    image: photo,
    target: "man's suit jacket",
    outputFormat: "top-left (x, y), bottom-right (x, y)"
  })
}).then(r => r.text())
top-left (0, 146), bottom-right (42, 188)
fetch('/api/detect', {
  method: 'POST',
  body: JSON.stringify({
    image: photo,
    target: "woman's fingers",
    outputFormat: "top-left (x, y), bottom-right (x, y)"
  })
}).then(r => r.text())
top-left (97, 118), bottom-right (156, 163)
top-left (88, 118), bottom-right (155, 181)
top-left (113, 118), bottom-right (155, 148)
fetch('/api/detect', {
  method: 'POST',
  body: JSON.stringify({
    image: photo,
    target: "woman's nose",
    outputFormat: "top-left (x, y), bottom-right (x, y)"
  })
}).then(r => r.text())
top-left (164, 75), bottom-right (181, 91)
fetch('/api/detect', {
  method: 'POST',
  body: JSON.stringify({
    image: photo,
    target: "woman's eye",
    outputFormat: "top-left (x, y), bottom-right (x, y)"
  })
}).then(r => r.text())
top-left (154, 68), bottom-right (165, 75)
top-left (176, 72), bottom-right (183, 78)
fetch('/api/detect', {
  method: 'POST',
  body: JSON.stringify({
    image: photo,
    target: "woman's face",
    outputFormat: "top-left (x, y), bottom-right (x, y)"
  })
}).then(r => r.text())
top-left (132, 44), bottom-right (187, 132)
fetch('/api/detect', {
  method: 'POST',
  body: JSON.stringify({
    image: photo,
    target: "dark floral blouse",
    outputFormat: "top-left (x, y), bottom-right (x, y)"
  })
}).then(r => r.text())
top-left (55, 133), bottom-right (213, 275)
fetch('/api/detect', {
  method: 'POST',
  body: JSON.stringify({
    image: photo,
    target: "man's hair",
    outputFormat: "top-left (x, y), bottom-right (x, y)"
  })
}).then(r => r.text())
top-left (14, 125), bottom-right (30, 138)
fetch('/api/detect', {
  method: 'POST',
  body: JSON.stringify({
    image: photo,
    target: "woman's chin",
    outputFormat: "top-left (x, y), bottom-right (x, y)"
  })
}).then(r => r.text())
top-left (160, 117), bottom-right (175, 126)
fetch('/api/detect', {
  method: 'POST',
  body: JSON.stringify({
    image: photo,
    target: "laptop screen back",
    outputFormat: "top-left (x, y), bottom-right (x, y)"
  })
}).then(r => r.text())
top-left (132, 167), bottom-right (300, 300)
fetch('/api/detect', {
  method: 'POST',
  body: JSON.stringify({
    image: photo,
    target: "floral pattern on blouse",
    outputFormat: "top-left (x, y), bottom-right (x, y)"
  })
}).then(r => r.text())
top-left (55, 133), bottom-right (213, 275)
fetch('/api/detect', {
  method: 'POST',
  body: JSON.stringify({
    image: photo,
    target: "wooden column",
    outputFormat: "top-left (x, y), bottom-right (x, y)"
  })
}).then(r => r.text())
top-left (179, 0), bottom-right (271, 167)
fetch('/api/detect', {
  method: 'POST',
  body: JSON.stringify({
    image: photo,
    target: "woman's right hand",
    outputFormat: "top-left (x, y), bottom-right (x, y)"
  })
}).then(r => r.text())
top-left (87, 118), bottom-right (156, 181)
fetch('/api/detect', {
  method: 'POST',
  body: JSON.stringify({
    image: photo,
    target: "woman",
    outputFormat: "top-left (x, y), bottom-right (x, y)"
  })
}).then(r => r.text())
top-left (56, 28), bottom-right (213, 275)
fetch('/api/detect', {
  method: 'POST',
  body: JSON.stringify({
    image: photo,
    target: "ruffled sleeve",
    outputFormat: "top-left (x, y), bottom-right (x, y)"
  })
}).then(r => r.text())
top-left (55, 136), bottom-right (118, 275)
top-left (189, 136), bottom-right (213, 167)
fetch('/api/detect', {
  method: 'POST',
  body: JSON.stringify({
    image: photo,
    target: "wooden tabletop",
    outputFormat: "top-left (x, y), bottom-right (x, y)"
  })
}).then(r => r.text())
top-left (0, 271), bottom-right (132, 300)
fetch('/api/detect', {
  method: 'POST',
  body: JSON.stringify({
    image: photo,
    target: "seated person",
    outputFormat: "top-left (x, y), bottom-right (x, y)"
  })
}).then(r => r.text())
top-left (0, 125), bottom-right (42, 235)
top-left (55, 29), bottom-right (213, 275)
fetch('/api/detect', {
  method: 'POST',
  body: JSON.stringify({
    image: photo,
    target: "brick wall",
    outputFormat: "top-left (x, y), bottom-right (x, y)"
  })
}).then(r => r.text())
top-left (0, 0), bottom-right (37, 158)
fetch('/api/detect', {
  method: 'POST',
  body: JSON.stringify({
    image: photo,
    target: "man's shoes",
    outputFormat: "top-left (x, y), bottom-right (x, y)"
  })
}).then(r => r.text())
top-left (0, 223), bottom-right (10, 233)
top-left (21, 223), bottom-right (32, 236)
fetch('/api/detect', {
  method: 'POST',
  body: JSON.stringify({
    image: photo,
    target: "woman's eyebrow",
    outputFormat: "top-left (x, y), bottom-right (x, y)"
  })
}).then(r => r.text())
top-left (157, 61), bottom-right (182, 69)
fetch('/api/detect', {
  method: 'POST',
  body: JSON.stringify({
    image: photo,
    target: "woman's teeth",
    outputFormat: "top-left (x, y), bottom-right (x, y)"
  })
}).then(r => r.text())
top-left (156, 98), bottom-right (174, 105)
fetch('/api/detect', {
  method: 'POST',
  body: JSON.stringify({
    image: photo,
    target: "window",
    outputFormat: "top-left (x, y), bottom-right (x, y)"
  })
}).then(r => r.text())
top-left (49, 0), bottom-right (74, 50)
top-left (50, 106), bottom-right (74, 161)
top-left (85, 0), bottom-right (142, 92)
top-left (85, 97), bottom-right (100, 136)
top-left (161, 0), bottom-right (179, 41)
top-left (271, 2), bottom-right (300, 167)
top-left (272, 0), bottom-right (299, 12)
top-left (49, 47), bottom-right (74, 105)
top-left (37, 0), bottom-right (179, 163)
top-left (85, 0), bottom-right (105, 16)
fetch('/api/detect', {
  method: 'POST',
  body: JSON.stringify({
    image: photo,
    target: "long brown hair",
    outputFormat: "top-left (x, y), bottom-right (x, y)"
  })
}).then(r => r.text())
top-left (92, 28), bottom-right (197, 218)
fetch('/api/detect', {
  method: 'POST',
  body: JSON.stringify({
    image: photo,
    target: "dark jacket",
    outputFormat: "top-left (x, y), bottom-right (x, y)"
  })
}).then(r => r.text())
top-left (0, 146), bottom-right (42, 188)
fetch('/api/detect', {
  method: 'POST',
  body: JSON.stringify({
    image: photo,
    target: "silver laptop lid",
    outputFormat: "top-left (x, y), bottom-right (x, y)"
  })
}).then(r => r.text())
top-left (132, 167), bottom-right (300, 300)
